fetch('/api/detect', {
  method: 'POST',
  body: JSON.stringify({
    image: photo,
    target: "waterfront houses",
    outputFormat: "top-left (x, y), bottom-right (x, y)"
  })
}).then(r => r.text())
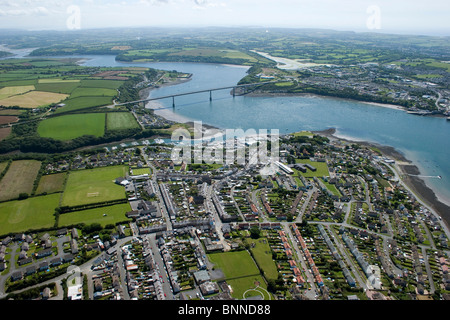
top-left (1, 132), bottom-right (449, 301)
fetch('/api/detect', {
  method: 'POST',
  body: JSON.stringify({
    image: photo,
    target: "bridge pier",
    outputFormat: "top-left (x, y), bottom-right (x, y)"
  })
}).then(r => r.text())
top-left (209, 90), bottom-right (212, 102)
top-left (232, 87), bottom-right (235, 97)
top-left (172, 96), bottom-right (175, 108)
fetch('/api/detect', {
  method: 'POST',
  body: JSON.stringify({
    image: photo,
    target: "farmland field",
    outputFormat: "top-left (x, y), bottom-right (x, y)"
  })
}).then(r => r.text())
top-left (79, 79), bottom-right (124, 89)
top-left (0, 85), bottom-right (35, 99)
top-left (0, 193), bottom-right (59, 235)
top-left (0, 127), bottom-right (11, 141)
top-left (0, 90), bottom-right (68, 108)
top-left (35, 172), bottom-right (67, 195)
top-left (0, 161), bottom-right (8, 174)
top-left (70, 87), bottom-right (117, 98)
top-left (37, 78), bottom-right (81, 84)
top-left (0, 160), bottom-right (41, 201)
top-left (0, 108), bottom-right (23, 115)
top-left (61, 165), bottom-right (127, 207)
top-left (0, 115), bottom-right (18, 125)
top-left (35, 81), bottom-right (81, 94)
top-left (54, 96), bottom-right (113, 113)
top-left (37, 113), bottom-right (106, 140)
top-left (106, 112), bottom-right (139, 130)
top-left (58, 203), bottom-right (132, 227)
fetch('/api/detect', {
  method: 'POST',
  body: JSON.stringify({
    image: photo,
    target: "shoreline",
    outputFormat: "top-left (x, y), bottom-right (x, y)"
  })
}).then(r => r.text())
top-left (139, 71), bottom-right (450, 229)
top-left (142, 76), bottom-right (196, 124)
top-left (315, 127), bottom-right (450, 230)
top-left (245, 91), bottom-right (450, 118)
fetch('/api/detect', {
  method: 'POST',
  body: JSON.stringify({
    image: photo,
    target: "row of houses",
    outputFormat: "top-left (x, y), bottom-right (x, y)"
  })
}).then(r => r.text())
top-left (279, 228), bottom-right (307, 288)
top-left (291, 224), bottom-right (324, 288)
top-left (122, 238), bottom-right (165, 300)
top-left (317, 225), bottom-right (356, 287)
top-left (342, 231), bottom-right (382, 290)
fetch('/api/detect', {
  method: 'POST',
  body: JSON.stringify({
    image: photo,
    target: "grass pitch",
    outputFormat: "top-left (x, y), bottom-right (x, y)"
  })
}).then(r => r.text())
top-left (106, 112), bottom-right (140, 130)
top-left (0, 193), bottom-right (59, 235)
top-left (208, 250), bottom-right (271, 299)
top-left (208, 250), bottom-right (260, 279)
top-left (61, 165), bottom-right (127, 207)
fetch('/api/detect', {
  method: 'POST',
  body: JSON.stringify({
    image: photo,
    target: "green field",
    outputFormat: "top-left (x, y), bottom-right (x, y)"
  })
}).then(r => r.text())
top-left (37, 113), bottom-right (106, 140)
top-left (79, 79), bottom-right (124, 89)
top-left (54, 96), bottom-right (113, 114)
top-left (130, 167), bottom-right (151, 176)
top-left (70, 87), bottom-right (117, 98)
top-left (106, 112), bottom-right (140, 130)
top-left (35, 81), bottom-right (81, 94)
top-left (226, 275), bottom-right (270, 299)
top-left (208, 250), bottom-right (260, 279)
top-left (208, 250), bottom-right (270, 299)
top-left (0, 160), bottom-right (41, 201)
top-left (61, 165), bottom-right (127, 207)
top-left (0, 193), bottom-right (59, 235)
top-left (294, 159), bottom-right (329, 177)
top-left (58, 203), bottom-right (131, 227)
top-left (246, 238), bottom-right (279, 280)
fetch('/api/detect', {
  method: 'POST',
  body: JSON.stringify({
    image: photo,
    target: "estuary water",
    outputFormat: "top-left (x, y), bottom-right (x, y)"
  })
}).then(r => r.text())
top-left (76, 55), bottom-right (450, 206)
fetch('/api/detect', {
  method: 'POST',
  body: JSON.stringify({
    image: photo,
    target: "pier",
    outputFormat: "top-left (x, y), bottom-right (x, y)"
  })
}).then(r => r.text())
top-left (115, 81), bottom-right (277, 107)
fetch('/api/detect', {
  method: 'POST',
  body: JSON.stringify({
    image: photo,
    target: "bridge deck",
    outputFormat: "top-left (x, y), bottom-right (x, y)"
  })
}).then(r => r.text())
top-left (115, 81), bottom-right (276, 106)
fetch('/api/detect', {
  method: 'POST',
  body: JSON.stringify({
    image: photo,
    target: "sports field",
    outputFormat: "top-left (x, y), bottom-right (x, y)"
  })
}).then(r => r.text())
top-left (0, 90), bottom-right (68, 108)
top-left (61, 165), bottom-right (127, 207)
top-left (37, 113), bottom-right (106, 140)
top-left (106, 112), bottom-right (139, 130)
top-left (0, 160), bottom-right (41, 201)
top-left (58, 203), bottom-right (132, 227)
top-left (0, 193), bottom-right (59, 235)
top-left (208, 250), bottom-right (260, 279)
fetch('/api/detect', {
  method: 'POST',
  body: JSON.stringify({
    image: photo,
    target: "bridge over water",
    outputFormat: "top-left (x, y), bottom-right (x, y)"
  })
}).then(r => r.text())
top-left (115, 81), bottom-right (277, 107)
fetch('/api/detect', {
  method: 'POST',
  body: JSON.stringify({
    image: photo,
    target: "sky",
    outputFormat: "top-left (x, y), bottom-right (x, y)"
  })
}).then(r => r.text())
top-left (0, 0), bottom-right (448, 36)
